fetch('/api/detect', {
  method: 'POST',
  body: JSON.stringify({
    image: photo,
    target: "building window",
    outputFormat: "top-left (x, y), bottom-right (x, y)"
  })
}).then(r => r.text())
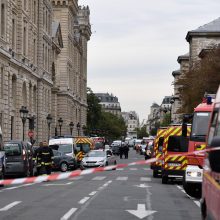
top-left (1, 3), bottom-right (5, 38)
top-left (12, 18), bottom-right (16, 49)
top-left (33, 1), bottom-right (37, 24)
top-left (1, 67), bottom-right (3, 99)
top-left (23, 25), bottom-right (27, 56)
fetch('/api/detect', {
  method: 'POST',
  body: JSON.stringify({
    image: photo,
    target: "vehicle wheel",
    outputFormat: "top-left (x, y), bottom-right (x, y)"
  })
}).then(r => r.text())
top-left (60, 162), bottom-right (68, 172)
top-left (201, 198), bottom-right (207, 220)
top-left (0, 167), bottom-right (4, 187)
top-left (153, 170), bottom-right (158, 178)
top-left (183, 181), bottom-right (201, 198)
top-left (162, 175), bottom-right (168, 184)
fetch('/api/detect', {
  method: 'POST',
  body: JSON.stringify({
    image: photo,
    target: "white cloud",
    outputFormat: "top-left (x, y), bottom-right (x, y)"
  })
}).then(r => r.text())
top-left (79, 0), bottom-right (220, 122)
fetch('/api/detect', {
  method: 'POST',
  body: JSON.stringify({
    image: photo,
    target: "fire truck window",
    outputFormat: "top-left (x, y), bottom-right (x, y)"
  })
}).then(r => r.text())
top-left (207, 110), bottom-right (218, 146)
top-left (167, 136), bottom-right (189, 152)
top-left (158, 137), bottom-right (164, 153)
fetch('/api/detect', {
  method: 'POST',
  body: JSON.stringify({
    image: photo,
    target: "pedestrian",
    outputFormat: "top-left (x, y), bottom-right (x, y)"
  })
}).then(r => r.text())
top-left (124, 142), bottom-right (129, 159)
top-left (76, 144), bottom-right (86, 169)
top-left (119, 143), bottom-right (124, 159)
top-left (35, 141), bottom-right (54, 175)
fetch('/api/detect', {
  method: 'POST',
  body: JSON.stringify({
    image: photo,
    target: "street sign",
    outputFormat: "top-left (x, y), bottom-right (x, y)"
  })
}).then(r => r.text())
top-left (28, 131), bottom-right (34, 138)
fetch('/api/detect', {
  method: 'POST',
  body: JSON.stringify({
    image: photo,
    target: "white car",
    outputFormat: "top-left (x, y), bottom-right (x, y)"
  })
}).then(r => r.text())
top-left (81, 149), bottom-right (117, 169)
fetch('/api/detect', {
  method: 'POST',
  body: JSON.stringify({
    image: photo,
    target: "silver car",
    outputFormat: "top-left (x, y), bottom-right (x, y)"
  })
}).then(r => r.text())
top-left (81, 149), bottom-right (117, 169)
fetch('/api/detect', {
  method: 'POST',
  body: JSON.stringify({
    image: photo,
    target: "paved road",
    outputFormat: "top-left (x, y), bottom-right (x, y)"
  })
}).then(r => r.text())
top-left (0, 149), bottom-right (201, 220)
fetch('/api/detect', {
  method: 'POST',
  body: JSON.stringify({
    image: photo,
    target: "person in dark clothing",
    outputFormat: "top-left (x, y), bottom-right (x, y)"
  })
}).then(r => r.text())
top-left (33, 141), bottom-right (54, 175)
top-left (119, 143), bottom-right (124, 159)
top-left (124, 143), bottom-right (129, 159)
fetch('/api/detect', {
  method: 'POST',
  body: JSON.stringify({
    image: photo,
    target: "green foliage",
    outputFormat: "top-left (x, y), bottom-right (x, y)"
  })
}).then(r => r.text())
top-left (176, 44), bottom-right (220, 113)
top-left (160, 113), bottom-right (171, 127)
top-left (86, 88), bottom-right (127, 142)
top-left (136, 125), bottom-right (149, 139)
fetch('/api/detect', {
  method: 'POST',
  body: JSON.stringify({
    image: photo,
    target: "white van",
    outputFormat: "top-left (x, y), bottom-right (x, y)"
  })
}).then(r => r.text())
top-left (49, 137), bottom-right (76, 157)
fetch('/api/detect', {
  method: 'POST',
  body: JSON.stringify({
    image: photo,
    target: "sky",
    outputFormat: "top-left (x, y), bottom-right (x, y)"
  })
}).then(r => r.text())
top-left (79, 0), bottom-right (220, 123)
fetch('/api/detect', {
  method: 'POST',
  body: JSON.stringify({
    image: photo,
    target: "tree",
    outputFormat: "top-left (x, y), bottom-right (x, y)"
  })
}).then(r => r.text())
top-left (136, 125), bottom-right (149, 139)
top-left (176, 44), bottom-right (220, 113)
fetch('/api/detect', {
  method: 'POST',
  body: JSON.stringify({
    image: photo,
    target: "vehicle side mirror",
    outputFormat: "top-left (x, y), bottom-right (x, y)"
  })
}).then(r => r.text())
top-left (107, 154), bottom-right (111, 157)
top-left (209, 136), bottom-right (220, 173)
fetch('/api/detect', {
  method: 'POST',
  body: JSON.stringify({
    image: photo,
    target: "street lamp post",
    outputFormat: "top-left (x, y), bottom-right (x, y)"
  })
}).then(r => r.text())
top-left (170, 98), bottom-right (174, 123)
top-left (20, 106), bottom-right (29, 141)
top-left (69, 122), bottom-right (74, 136)
top-left (46, 114), bottom-right (52, 141)
top-left (58, 117), bottom-right (63, 136)
top-left (77, 122), bottom-right (80, 136)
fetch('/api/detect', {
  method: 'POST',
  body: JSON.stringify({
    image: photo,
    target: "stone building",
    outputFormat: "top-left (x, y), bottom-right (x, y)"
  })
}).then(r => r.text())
top-left (0, 0), bottom-right (91, 143)
top-left (95, 93), bottom-right (122, 117)
top-left (121, 111), bottom-right (139, 139)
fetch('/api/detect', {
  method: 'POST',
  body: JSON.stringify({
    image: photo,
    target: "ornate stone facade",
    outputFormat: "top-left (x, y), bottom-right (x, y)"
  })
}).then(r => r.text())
top-left (0, 0), bottom-right (91, 143)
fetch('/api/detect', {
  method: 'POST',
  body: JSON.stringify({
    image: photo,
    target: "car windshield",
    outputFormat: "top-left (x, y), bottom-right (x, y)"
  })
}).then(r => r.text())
top-left (167, 136), bottom-right (189, 152)
top-left (191, 112), bottom-right (211, 141)
top-left (50, 144), bottom-right (72, 154)
top-left (87, 151), bottom-right (105, 157)
top-left (76, 143), bottom-right (91, 153)
top-left (4, 143), bottom-right (21, 156)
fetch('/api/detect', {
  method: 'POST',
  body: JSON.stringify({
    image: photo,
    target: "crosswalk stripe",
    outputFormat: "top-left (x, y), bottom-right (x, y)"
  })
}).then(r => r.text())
top-left (116, 177), bottom-right (128, 181)
top-left (140, 177), bottom-right (151, 182)
top-left (117, 168), bottom-right (124, 171)
top-left (92, 176), bottom-right (106, 181)
top-left (129, 168), bottom-right (137, 171)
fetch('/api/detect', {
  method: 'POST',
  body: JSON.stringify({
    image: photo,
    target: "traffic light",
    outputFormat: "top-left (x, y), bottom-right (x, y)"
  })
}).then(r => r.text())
top-left (29, 116), bottom-right (35, 130)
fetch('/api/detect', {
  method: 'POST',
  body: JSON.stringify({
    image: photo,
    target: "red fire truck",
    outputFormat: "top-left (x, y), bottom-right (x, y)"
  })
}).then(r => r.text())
top-left (201, 88), bottom-right (220, 220)
top-left (161, 124), bottom-right (191, 184)
top-left (183, 95), bottom-right (215, 198)
top-left (150, 127), bottom-right (167, 178)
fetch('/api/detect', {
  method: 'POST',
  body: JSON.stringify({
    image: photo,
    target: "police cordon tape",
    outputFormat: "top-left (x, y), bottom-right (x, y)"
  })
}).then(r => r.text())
top-left (1, 146), bottom-right (220, 186)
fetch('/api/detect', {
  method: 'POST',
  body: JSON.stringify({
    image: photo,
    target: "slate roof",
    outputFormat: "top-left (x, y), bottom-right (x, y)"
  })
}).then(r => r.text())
top-left (186, 17), bottom-right (220, 41)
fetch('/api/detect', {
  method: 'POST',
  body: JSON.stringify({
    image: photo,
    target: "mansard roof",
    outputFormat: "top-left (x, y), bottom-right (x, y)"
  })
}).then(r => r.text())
top-left (172, 69), bottom-right (181, 77)
top-left (186, 17), bottom-right (220, 42)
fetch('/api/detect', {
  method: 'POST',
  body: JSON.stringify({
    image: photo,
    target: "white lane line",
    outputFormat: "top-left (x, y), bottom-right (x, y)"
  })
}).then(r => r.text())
top-left (130, 168), bottom-right (138, 171)
top-left (70, 176), bottom-right (83, 180)
top-left (92, 176), bottom-right (106, 181)
top-left (140, 177), bottom-right (151, 182)
top-left (116, 177), bottom-right (128, 181)
top-left (78, 197), bottom-right (90, 204)
top-left (176, 185), bottom-right (182, 190)
top-left (194, 201), bottom-right (201, 207)
top-left (0, 201), bottom-right (22, 211)
top-left (143, 168), bottom-right (151, 171)
top-left (0, 183), bottom-right (35, 192)
top-left (60, 208), bottom-right (77, 220)
top-left (89, 191), bottom-right (97, 196)
top-left (117, 168), bottom-right (124, 171)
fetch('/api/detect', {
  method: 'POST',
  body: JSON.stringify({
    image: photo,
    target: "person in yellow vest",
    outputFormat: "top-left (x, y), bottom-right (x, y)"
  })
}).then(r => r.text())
top-left (75, 144), bottom-right (85, 168)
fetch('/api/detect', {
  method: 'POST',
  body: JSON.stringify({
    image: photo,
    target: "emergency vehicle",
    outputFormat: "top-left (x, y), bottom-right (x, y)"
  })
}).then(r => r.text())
top-left (150, 127), bottom-right (167, 177)
top-left (161, 124), bottom-right (191, 184)
top-left (201, 86), bottom-right (220, 220)
top-left (183, 95), bottom-right (214, 198)
top-left (75, 136), bottom-right (95, 163)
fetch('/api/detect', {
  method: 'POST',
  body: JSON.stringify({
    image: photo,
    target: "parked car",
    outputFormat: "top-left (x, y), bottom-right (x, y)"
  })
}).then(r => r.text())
top-left (52, 150), bottom-right (77, 172)
top-left (110, 140), bottom-right (122, 155)
top-left (4, 140), bottom-right (34, 177)
top-left (81, 149), bottom-right (117, 169)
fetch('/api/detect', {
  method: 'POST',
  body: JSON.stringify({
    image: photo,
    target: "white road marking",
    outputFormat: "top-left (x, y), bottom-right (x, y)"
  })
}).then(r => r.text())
top-left (0, 183), bottom-right (35, 192)
top-left (60, 208), bottom-right (77, 220)
top-left (92, 176), bottom-right (106, 181)
top-left (194, 201), bottom-right (201, 207)
top-left (116, 176), bottom-right (128, 181)
top-left (78, 197), bottom-right (90, 204)
top-left (117, 168), bottom-right (124, 171)
top-left (140, 177), bottom-right (151, 182)
top-left (89, 191), bottom-right (97, 196)
top-left (135, 183), bottom-right (151, 188)
top-left (130, 168), bottom-right (138, 171)
top-left (70, 176), bottom-right (83, 180)
top-left (0, 201), bottom-right (22, 211)
top-left (143, 168), bottom-right (151, 171)
top-left (44, 182), bottom-right (73, 186)
top-left (126, 204), bottom-right (157, 219)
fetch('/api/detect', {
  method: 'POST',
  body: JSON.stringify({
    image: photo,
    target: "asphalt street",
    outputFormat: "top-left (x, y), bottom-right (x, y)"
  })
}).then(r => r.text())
top-left (0, 149), bottom-right (201, 220)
